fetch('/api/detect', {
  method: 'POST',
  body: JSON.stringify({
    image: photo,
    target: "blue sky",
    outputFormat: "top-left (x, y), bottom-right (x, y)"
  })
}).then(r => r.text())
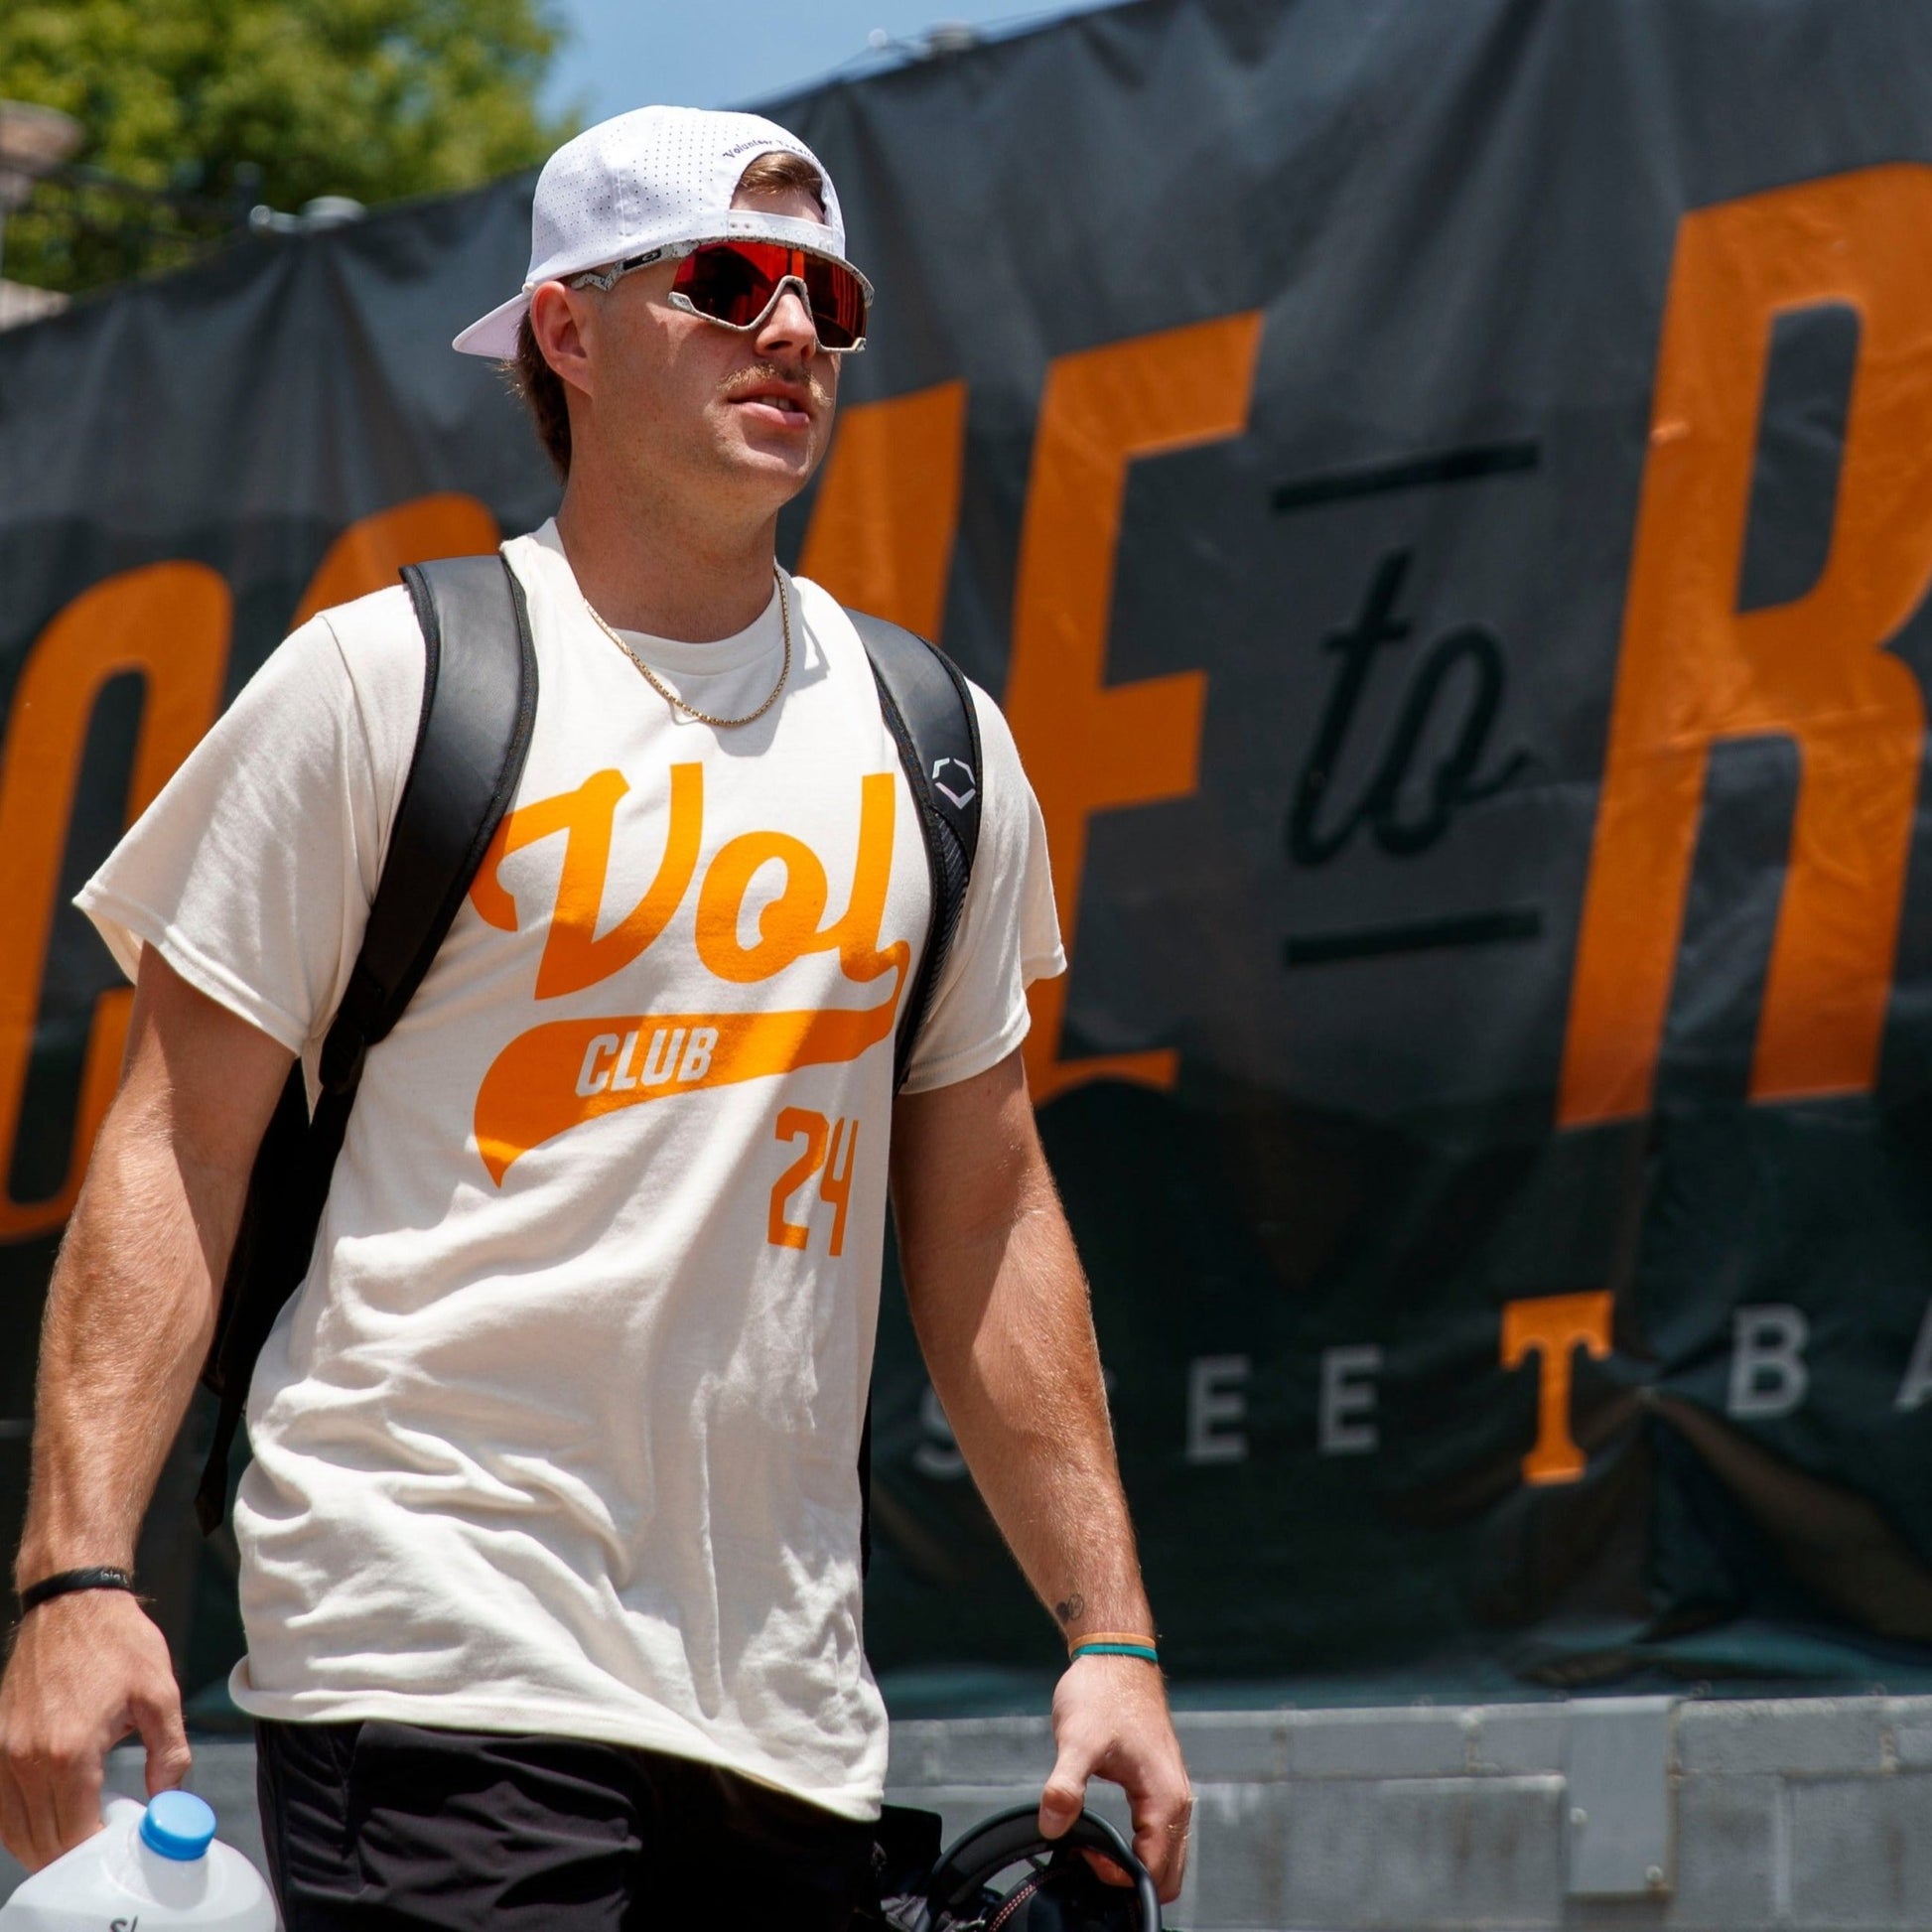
top-left (541, 1), bottom-right (1123, 124)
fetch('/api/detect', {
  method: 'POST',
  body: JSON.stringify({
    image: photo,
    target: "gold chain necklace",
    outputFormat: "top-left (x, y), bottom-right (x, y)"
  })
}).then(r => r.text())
top-left (582, 570), bottom-right (791, 729)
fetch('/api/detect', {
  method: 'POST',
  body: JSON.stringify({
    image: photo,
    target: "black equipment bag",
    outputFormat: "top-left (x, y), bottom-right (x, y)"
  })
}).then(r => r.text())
top-left (193, 566), bottom-right (980, 1536)
top-left (863, 1803), bottom-right (1166, 1931)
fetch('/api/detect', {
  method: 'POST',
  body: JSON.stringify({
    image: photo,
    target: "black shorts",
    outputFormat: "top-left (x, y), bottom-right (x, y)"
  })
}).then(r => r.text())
top-left (254, 1718), bottom-right (878, 1930)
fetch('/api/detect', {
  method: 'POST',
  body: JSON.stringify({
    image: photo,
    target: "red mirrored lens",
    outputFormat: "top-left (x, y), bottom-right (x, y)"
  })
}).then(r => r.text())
top-left (672, 242), bottom-right (867, 348)
top-left (800, 255), bottom-right (868, 349)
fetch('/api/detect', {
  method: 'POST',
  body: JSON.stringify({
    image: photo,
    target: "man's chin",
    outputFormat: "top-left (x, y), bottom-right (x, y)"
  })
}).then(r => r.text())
top-left (714, 419), bottom-right (821, 490)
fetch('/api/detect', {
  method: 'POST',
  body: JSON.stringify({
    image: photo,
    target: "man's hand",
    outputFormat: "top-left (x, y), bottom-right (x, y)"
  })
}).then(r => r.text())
top-left (0, 1589), bottom-right (191, 1870)
top-left (1038, 1654), bottom-right (1192, 1904)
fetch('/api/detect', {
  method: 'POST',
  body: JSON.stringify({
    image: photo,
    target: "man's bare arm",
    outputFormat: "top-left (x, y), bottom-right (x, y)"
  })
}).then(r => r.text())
top-left (0, 947), bottom-right (291, 1870)
top-left (891, 1046), bottom-right (1191, 1902)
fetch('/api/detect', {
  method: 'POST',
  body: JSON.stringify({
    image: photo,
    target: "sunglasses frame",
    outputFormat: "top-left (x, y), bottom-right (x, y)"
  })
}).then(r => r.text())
top-left (568, 236), bottom-right (872, 354)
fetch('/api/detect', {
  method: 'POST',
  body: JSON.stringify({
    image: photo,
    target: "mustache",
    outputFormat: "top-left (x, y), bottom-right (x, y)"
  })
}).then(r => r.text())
top-left (720, 361), bottom-right (834, 410)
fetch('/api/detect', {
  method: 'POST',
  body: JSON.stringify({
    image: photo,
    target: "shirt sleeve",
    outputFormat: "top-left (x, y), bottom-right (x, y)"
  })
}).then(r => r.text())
top-left (898, 682), bottom-right (1066, 1094)
top-left (74, 589), bottom-right (424, 1055)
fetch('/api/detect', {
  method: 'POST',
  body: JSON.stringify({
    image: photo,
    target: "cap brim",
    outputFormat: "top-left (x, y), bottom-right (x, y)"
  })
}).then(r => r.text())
top-left (453, 289), bottom-right (530, 360)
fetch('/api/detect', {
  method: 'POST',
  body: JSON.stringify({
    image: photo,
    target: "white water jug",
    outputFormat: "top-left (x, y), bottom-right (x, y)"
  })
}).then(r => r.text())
top-left (0, 1791), bottom-right (275, 1930)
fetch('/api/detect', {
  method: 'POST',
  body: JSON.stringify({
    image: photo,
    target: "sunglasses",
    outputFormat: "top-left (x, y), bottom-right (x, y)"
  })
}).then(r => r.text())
top-left (571, 238), bottom-right (871, 353)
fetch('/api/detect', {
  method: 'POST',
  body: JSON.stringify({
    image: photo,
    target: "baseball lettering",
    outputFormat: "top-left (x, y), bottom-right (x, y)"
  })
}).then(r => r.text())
top-left (470, 765), bottom-right (905, 1180)
top-left (1288, 549), bottom-right (1527, 867)
top-left (576, 1033), bottom-right (621, 1095)
top-left (1002, 312), bottom-right (1264, 1102)
top-left (0, 566), bottom-right (230, 1242)
top-left (766, 1108), bottom-right (860, 1255)
top-left (678, 1027), bottom-right (717, 1081)
top-left (574, 1025), bottom-right (721, 1097)
top-left (1562, 164), bottom-right (1932, 1124)
top-left (767, 1107), bottom-right (829, 1249)
top-left (473, 766), bottom-right (902, 997)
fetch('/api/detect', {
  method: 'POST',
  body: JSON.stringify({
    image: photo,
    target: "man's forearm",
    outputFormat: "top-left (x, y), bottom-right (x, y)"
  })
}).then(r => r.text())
top-left (16, 1090), bottom-right (233, 1585)
top-left (897, 1142), bottom-right (1153, 1646)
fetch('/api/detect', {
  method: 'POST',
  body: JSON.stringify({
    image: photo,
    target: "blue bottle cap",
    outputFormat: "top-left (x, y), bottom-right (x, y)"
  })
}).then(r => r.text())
top-left (140, 1789), bottom-right (217, 1861)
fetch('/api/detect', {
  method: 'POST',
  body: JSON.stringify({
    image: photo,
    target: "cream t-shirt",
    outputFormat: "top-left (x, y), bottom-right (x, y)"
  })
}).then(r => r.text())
top-left (78, 521), bottom-right (1063, 1820)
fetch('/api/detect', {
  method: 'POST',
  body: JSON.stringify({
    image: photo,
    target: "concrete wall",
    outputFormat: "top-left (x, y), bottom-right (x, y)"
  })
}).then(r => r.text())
top-left (4, 1697), bottom-right (1931, 1928)
top-left (886, 1697), bottom-right (1932, 1929)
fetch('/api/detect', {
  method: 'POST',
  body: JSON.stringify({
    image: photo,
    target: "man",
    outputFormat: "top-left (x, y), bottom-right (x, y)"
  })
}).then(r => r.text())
top-left (0, 106), bottom-right (1190, 1926)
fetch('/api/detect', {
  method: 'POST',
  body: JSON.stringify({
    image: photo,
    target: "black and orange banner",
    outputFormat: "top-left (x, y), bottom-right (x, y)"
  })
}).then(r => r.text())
top-left (8, 0), bottom-right (1932, 1710)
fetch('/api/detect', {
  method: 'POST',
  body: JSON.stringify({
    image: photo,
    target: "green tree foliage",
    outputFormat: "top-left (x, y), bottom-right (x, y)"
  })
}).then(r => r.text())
top-left (0, 0), bottom-right (576, 295)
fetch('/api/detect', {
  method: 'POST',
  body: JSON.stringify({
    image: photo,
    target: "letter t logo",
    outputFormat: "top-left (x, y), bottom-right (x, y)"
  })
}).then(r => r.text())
top-left (1500, 1290), bottom-right (1614, 1485)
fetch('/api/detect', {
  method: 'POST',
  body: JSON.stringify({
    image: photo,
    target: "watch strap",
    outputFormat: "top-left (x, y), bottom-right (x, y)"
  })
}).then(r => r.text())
top-left (17, 1567), bottom-right (136, 1614)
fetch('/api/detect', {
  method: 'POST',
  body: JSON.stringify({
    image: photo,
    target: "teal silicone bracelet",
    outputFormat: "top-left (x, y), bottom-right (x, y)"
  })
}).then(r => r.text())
top-left (1070, 1641), bottom-right (1160, 1664)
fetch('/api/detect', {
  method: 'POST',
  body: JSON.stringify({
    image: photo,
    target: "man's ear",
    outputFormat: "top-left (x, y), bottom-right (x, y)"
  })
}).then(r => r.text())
top-left (529, 281), bottom-right (594, 398)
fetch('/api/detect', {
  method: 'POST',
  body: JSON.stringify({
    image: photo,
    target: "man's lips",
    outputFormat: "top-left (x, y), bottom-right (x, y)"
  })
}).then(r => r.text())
top-left (728, 379), bottom-right (815, 427)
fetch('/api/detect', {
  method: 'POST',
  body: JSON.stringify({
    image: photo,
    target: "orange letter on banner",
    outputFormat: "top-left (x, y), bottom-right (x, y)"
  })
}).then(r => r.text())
top-left (1004, 314), bottom-right (1262, 1102)
top-left (291, 492), bottom-right (500, 629)
top-left (799, 382), bottom-right (967, 640)
top-left (0, 566), bottom-right (231, 1241)
top-left (1500, 1291), bottom-right (1613, 1485)
top-left (1561, 166), bottom-right (1932, 1125)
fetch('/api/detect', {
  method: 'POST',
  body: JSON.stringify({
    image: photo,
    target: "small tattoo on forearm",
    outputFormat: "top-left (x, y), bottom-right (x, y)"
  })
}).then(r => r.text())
top-left (1054, 1592), bottom-right (1085, 1626)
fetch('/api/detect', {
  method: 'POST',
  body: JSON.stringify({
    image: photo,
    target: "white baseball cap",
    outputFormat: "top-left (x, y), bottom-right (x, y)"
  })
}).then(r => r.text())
top-left (453, 105), bottom-right (852, 360)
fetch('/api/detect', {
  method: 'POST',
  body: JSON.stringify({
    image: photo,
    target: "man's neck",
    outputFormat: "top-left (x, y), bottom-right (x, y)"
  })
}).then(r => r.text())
top-left (554, 477), bottom-right (779, 643)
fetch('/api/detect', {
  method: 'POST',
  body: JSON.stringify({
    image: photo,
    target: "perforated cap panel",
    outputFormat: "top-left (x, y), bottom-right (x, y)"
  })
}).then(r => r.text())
top-left (455, 105), bottom-right (849, 359)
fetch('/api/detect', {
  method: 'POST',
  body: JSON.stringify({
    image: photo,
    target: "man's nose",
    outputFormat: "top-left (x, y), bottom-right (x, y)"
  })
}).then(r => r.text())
top-left (754, 279), bottom-right (820, 359)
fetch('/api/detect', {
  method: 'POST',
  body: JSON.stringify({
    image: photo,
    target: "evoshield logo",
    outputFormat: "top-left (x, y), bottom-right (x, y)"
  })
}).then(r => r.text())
top-left (931, 756), bottom-right (976, 808)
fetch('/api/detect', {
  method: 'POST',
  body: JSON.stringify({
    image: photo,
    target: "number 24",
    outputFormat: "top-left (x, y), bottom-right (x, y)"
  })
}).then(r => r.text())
top-left (767, 1110), bottom-right (859, 1256)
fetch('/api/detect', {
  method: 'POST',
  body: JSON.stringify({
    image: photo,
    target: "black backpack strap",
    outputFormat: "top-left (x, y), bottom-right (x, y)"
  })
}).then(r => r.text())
top-left (845, 609), bottom-right (982, 1579)
top-left (195, 554), bottom-right (537, 1533)
top-left (846, 610), bottom-right (982, 1091)
top-left (321, 556), bottom-right (541, 1090)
